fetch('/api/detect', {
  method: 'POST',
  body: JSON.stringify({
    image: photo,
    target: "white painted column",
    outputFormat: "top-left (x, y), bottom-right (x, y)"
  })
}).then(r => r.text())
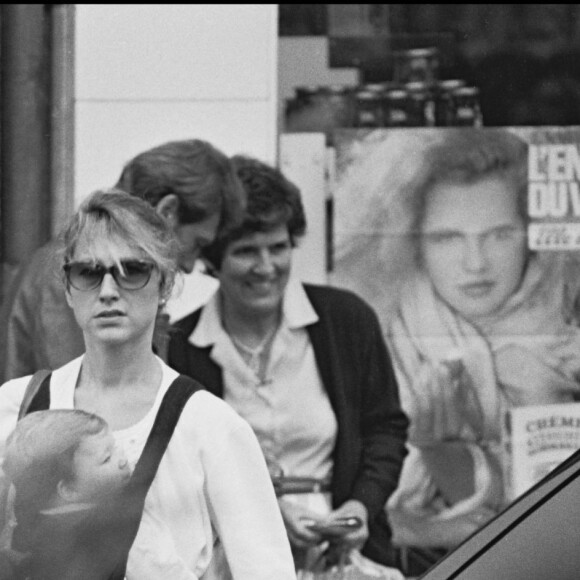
top-left (74, 4), bottom-right (278, 205)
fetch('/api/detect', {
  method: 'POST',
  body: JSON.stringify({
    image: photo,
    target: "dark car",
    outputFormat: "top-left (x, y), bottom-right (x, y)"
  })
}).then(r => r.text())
top-left (419, 448), bottom-right (580, 580)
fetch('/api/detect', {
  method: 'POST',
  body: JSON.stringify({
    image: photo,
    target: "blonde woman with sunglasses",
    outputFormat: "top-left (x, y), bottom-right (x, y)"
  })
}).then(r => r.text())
top-left (0, 190), bottom-right (296, 580)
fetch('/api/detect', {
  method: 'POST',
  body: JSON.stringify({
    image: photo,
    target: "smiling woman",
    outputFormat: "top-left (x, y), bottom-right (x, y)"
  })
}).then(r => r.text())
top-left (168, 156), bottom-right (409, 576)
top-left (0, 189), bottom-right (297, 579)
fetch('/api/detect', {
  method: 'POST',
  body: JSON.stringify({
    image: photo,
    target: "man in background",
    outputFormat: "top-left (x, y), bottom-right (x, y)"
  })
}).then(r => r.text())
top-left (0, 138), bottom-right (244, 381)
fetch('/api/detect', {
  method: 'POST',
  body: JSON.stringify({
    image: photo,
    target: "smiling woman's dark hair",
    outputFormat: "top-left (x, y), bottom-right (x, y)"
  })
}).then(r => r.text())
top-left (203, 155), bottom-right (306, 270)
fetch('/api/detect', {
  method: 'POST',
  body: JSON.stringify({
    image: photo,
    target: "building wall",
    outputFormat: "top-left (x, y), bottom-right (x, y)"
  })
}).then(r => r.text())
top-left (74, 4), bottom-right (278, 205)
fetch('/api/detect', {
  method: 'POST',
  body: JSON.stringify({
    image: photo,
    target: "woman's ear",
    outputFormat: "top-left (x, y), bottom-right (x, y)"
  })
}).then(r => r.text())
top-left (65, 287), bottom-right (74, 308)
top-left (155, 194), bottom-right (181, 229)
top-left (56, 479), bottom-right (81, 504)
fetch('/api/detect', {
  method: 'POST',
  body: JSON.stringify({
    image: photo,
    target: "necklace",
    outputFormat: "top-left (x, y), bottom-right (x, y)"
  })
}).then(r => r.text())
top-left (229, 325), bottom-right (278, 377)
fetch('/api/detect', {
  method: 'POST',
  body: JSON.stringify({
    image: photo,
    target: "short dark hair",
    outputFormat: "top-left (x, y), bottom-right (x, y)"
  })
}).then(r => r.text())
top-left (115, 139), bottom-right (246, 234)
top-left (203, 155), bottom-right (307, 269)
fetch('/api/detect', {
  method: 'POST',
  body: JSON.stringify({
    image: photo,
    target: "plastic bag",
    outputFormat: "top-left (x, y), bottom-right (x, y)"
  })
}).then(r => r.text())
top-left (297, 548), bottom-right (405, 580)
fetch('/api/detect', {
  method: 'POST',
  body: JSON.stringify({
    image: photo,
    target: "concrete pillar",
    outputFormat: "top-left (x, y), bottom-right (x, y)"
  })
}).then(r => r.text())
top-left (1, 4), bottom-right (51, 266)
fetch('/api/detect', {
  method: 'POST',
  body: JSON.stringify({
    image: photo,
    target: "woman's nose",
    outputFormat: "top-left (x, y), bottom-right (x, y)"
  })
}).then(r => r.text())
top-left (253, 250), bottom-right (275, 273)
top-left (98, 272), bottom-right (120, 298)
top-left (462, 237), bottom-right (488, 272)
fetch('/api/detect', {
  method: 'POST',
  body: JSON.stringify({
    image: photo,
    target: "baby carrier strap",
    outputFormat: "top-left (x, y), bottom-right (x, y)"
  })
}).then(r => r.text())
top-left (109, 374), bottom-right (204, 579)
top-left (19, 369), bottom-right (52, 418)
top-left (18, 371), bottom-right (204, 580)
top-left (128, 374), bottom-right (203, 491)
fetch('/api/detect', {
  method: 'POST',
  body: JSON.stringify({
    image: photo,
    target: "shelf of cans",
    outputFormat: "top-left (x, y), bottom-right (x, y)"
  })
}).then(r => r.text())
top-left (286, 47), bottom-right (483, 129)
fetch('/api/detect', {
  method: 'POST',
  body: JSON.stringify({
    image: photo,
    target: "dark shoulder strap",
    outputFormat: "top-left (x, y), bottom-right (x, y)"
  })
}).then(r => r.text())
top-left (109, 374), bottom-right (204, 580)
top-left (19, 370), bottom-right (52, 419)
top-left (131, 374), bottom-right (203, 489)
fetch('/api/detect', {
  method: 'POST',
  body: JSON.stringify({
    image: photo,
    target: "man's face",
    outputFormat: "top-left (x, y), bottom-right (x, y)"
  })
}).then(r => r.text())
top-left (154, 194), bottom-right (221, 273)
top-left (419, 175), bottom-right (527, 322)
top-left (174, 212), bottom-right (220, 273)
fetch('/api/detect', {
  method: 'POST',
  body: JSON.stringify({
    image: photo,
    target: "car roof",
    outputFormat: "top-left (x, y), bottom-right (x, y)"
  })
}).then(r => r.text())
top-left (419, 448), bottom-right (580, 580)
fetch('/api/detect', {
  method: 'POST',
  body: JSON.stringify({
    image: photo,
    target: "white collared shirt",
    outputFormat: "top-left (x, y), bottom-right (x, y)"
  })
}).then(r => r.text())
top-left (190, 279), bottom-right (338, 494)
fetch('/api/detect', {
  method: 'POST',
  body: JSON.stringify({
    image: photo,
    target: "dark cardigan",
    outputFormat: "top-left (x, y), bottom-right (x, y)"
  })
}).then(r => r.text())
top-left (168, 283), bottom-right (409, 566)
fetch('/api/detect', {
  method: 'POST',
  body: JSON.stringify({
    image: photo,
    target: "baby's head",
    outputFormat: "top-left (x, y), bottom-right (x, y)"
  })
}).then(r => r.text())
top-left (4, 409), bottom-right (130, 514)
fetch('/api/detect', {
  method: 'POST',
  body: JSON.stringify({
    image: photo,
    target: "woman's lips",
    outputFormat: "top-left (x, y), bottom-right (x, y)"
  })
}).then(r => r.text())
top-left (460, 281), bottom-right (494, 298)
top-left (246, 280), bottom-right (276, 294)
top-left (96, 310), bottom-right (125, 318)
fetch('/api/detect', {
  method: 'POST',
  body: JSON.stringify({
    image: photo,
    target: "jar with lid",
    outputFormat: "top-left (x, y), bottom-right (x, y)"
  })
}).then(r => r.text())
top-left (382, 88), bottom-right (410, 127)
top-left (434, 79), bottom-right (466, 126)
top-left (451, 86), bottom-right (483, 127)
top-left (354, 89), bottom-right (383, 128)
top-left (322, 85), bottom-right (356, 128)
top-left (404, 81), bottom-right (436, 127)
top-left (393, 47), bottom-right (440, 85)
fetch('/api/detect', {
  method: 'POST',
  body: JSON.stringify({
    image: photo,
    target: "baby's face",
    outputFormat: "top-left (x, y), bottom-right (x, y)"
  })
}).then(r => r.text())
top-left (69, 428), bottom-right (131, 503)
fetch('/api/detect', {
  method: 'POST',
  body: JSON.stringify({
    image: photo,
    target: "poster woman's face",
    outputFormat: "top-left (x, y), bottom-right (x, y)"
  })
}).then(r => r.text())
top-left (420, 174), bottom-right (527, 322)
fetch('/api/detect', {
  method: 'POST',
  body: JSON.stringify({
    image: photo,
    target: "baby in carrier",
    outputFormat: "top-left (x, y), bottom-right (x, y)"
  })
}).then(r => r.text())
top-left (1, 409), bottom-right (131, 580)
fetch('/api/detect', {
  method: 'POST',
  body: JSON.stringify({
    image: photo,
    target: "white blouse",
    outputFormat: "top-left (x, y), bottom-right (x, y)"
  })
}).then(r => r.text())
top-left (191, 279), bottom-right (338, 517)
top-left (0, 356), bottom-right (296, 580)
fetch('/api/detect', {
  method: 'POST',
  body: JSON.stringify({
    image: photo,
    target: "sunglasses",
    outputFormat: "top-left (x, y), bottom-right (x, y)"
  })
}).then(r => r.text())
top-left (63, 260), bottom-right (156, 291)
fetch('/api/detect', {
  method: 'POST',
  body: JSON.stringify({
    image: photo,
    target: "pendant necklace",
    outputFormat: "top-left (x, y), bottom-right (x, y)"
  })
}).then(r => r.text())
top-left (229, 325), bottom-right (278, 378)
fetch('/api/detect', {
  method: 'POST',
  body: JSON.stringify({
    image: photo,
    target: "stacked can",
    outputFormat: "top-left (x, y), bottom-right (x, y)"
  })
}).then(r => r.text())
top-left (403, 81), bottom-right (436, 127)
top-left (382, 88), bottom-right (410, 127)
top-left (390, 48), bottom-right (439, 127)
top-left (434, 79), bottom-right (466, 126)
top-left (388, 47), bottom-right (483, 127)
top-left (353, 86), bottom-right (384, 128)
top-left (285, 46), bottom-right (484, 131)
top-left (451, 86), bottom-right (483, 127)
top-left (393, 47), bottom-right (439, 86)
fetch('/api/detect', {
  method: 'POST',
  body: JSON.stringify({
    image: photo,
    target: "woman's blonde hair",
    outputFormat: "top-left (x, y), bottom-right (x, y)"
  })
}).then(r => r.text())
top-left (60, 188), bottom-right (180, 300)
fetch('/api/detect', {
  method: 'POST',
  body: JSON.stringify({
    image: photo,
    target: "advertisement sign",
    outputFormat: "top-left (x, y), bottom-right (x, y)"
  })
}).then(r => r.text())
top-left (525, 131), bottom-right (580, 250)
top-left (506, 402), bottom-right (580, 500)
top-left (330, 126), bottom-right (580, 551)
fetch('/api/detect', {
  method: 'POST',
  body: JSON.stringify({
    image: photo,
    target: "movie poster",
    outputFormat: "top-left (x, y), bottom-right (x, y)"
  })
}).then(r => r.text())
top-left (330, 126), bottom-right (580, 551)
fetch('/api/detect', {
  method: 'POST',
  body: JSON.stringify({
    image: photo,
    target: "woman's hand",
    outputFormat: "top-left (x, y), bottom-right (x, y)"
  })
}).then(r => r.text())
top-left (410, 351), bottom-right (484, 444)
top-left (278, 498), bottom-right (324, 549)
top-left (325, 499), bottom-right (369, 553)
